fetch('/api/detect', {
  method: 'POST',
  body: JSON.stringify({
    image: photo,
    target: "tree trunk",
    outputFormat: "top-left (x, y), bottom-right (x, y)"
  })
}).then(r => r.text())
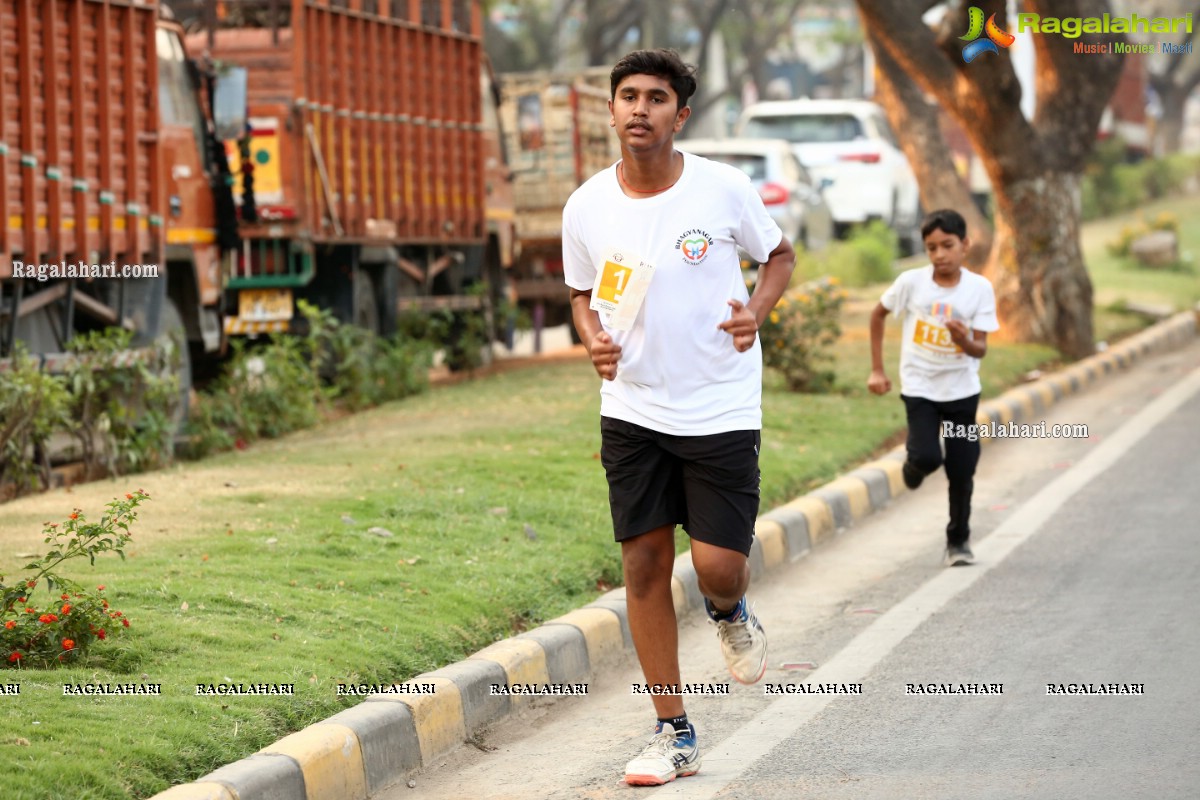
top-left (867, 28), bottom-right (992, 266)
top-left (1154, 83), bottom-right (1191, 155)
top-left (988, 173), bottom-right (1094, 358)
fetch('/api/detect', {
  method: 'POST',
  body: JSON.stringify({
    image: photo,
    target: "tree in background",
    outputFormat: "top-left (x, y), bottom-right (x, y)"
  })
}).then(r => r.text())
top-left (1142, 0), bottom-right (1200, 154)
top-left (856, 0), bottom-right (1125, 359)
top-left (866, 26), bottom-right (993, 266)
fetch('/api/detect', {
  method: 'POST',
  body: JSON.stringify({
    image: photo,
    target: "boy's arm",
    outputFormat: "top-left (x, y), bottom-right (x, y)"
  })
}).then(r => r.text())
top-left (946, 320), bottom-right (988, 358)
top-left (719, 235), bottom-right (796, 353)
top-left (570, 288), bottom-right (622, 381)
top-left (868, 302), bottom-right (892, 395)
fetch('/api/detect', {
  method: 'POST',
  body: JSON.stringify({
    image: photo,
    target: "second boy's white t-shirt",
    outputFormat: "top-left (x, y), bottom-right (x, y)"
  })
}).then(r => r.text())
top-left (880, 265), bottom-right (999, 401)
top-left (562, 151), bottom-right (782, 435)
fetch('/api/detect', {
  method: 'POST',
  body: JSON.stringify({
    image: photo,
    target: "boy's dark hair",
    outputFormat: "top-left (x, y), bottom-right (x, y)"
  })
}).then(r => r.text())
top-left (610, 49), bottom-right (698, 109)
top-left (921, 209), bottom-right (968, 241)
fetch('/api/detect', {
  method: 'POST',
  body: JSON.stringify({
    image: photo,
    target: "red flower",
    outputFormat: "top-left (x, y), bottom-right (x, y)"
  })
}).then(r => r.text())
top-left (39, 614), bottom-right (59, 624)
top-left (125, 493), bottom-right (133, 500)
top-left (7, 652), bottom-right (21, 663)
top-left (61, 639), bottom-right (75, 651)
top-left (97, 629), bottom-right (107, 640)
top-left (97, 585), bottom-right (106, 591)
top-left (17, 597), bottom-right (25, 603)
top-left (102, 600), bottom-right (109, 609)
top-left (26, 581), bottom-right (35, 589)
top-left (3, 621), bottom-right (14, 630)
top-left (121, 619), bottom-right (130, 628)
top-left (24, 608), bottom-right (35, 614)
top-left (69, 512), bottom-right (79, 520)
top-left (61, 594), bottom-right (69, 601)
top-left (61, 605), bottom-right (71, 615)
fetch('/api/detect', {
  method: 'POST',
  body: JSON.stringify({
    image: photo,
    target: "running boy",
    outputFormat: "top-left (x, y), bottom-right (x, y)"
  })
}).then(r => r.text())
top-left (868, 209), bottom-right (999, 566)
top-left (562, 49), bottom-right (795, 785)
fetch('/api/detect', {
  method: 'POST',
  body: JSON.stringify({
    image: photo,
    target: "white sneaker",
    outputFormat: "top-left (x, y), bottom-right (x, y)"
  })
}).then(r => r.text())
top-left (624, 722), bottom-right (701, 786)
top-left (709, 597), bottom-right (768, 684)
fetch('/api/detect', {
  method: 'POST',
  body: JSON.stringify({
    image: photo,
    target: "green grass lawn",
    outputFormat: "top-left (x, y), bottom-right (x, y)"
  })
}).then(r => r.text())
top-left (0, 193), bottom-right (1194, 799)
top-left (1082, 193), bottom-right (1200, 312)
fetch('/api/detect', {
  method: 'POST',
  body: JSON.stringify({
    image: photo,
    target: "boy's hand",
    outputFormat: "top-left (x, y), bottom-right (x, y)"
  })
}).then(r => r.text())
top-left (718, 299), bottom-right (758, 352)
top-left (867, 368), bottom-right (892, 395)
top-left (590, 331), bottom-right (622, 381)
top-left (945, 319), bottom-right (970, 347)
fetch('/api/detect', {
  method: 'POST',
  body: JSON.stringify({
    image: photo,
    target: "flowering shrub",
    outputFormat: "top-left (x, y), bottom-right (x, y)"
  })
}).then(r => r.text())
top-left (1105, 212), bottom-right (1179, 258)
top-left (758, 277), bottom-right (846, 392)
top-left (1, 490), bottom-right (146, 667)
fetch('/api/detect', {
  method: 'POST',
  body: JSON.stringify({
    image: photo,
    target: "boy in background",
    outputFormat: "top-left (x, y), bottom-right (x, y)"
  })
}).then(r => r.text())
top-left (868, 209), bottom-right (999, 566)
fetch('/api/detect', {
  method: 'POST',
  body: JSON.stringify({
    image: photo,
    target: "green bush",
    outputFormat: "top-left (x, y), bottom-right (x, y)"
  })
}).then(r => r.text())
top-left (0, 345), bottom-right (71, 495)
top-left (182, 301), bottom-right (431, 459)
top-left (64, 328), bottom-right (179, 477)
top-left (1082, 146), bottom-right (1200, 222)
top-left (797, 221), bottom-right (899, 288)
top-left (758, 277), bottom-right (846, 392)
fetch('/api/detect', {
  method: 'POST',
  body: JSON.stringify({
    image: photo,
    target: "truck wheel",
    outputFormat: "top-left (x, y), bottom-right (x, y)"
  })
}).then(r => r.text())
top-left (353, 267), bottom-right (380, 336)
top-left (159, 298), bottom-right (192, 447)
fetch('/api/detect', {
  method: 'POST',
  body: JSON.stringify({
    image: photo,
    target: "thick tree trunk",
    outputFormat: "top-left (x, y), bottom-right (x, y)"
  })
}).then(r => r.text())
top-left (1154, 83), bottom-right (1191, 155)
top-left (868, 28), bottom-right (992, 266)
top-left (988, 173), bottom-right (1094, 358)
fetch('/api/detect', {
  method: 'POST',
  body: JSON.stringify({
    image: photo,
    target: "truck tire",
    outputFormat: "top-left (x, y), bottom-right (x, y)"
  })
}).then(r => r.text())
top-left (353, 266), bottom-right (381, 336)
top-left (159, 298), bottom-right (193, 446)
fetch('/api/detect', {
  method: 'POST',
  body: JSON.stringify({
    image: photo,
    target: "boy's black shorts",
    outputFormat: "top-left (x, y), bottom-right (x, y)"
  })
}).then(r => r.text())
top-left (599, 416), bottom-right (761, 556)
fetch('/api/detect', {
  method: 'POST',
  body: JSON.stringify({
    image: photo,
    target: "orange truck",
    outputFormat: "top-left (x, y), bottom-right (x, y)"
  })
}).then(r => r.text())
top-left (498, 69), bottom-right (617, 343)
top-left (182, 0), bottom-right (514, 352)
top-left (2, 0), bottom-right (512, 389)
top-left (0, 0), bottom-right (236, 398)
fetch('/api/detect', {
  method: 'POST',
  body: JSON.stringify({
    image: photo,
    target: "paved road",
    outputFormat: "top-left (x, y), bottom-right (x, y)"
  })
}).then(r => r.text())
top-left (384, 340), bottom-right (1200, 800)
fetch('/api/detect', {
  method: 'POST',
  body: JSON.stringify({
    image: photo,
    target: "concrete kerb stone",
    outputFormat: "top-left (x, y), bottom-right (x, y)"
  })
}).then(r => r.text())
top-left (424, 658), bottom-right (509, 737)
top-left (468, 639), bottom-right (549, 711)
top-left (546, 607), bottom-right (626, 668)
top-left (148, 312), bottom-right (1199, 800)
top-left (148, 784), bottom-right (237, 800)
top-left (369, 676), bottom-right (465, 767)
top-left (810, 487), bottom-right (853, 531)
top-left (200, 754), bottom-right (305, 800)
top-left (519, 624), bottom-right (590, 685)
top-left (753, 518), bottom-right (789, 570)
top-left (760, 505), bottom-right (812, 561)
top-left (322, 702), bottom-right (422, 794)
top-left (259, 724), bottom-right (369, 800)
top-left (669, 551), bottom-right (704, 614)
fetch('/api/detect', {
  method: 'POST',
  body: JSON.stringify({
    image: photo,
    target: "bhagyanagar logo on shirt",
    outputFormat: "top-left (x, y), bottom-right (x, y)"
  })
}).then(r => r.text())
top-left (675, 228), bottom-right (714, 265)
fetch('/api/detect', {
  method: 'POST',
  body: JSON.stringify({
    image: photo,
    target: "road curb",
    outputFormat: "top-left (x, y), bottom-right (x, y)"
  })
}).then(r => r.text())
top-left (149, 308), bottom-right (1198, 800)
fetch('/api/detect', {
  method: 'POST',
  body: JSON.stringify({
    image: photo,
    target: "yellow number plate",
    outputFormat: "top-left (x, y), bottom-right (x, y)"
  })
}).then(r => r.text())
top-left (237, 288), bottom-right (293, 322)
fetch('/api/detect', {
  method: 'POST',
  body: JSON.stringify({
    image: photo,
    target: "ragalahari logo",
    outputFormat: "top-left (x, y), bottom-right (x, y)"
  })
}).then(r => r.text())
top-left (960, 7), bottom-right (1016, 62)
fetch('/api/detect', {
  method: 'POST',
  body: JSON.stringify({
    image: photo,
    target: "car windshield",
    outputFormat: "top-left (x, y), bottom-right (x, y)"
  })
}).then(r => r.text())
top-left (696, 152), bottom-right (767, 181)
top-left (743, 114), bottom-right (863, 144)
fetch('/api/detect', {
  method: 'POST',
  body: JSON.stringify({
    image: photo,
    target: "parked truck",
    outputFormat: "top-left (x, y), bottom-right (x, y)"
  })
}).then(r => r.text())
top-left (497, 69), bottom-right (617, 343)
top-left (0, 0), bottom-right (238, 409)
top-left (182, 0), bottom-right (514, 355)
top-left (3, 0), bottom-right (513, 400)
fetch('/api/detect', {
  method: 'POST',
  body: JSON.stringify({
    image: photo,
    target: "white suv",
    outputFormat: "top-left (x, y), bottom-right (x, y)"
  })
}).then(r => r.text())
top-left (736, 99), bottom-right (921, 243)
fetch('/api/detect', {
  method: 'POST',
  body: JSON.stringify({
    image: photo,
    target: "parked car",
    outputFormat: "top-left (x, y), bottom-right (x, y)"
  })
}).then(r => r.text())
top-left (736, 99), bottom-right (921, 248)
top-left (677, 137), bottom-right (834, 251)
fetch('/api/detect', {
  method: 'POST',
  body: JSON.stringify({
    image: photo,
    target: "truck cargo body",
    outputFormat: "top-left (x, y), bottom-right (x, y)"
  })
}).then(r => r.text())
top-left (498, 69), bottom-right (617, 332)
top-left (0, 0), bottom-right (229, 380)
top-left (188, 0), bottom-right (502, 339)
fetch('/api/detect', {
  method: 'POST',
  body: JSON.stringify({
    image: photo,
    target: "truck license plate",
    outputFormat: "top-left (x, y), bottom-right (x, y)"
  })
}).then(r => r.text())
top-left (238, 288), bottom-right (293, 322)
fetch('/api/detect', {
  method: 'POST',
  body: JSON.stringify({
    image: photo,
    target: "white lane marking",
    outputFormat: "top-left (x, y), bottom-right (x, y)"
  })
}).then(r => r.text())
top-left (650, 363), bottom-right (1200, 798)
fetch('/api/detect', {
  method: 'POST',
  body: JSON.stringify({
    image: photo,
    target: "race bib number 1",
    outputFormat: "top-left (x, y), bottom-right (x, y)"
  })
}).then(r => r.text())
top-left (589, 247), bottom-right (654, 331)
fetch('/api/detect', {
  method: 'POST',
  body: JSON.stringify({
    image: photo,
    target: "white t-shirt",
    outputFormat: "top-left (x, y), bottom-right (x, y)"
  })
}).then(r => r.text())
top-left (562, 151), bottom-right (783, 435)
top-left (880, 265), bottom-right (999, 402)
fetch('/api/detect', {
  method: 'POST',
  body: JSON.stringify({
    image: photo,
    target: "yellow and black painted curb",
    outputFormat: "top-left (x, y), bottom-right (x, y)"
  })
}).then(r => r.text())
top-left (149, 308), bottom-right (1198, 800)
